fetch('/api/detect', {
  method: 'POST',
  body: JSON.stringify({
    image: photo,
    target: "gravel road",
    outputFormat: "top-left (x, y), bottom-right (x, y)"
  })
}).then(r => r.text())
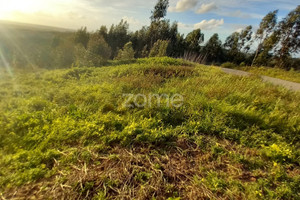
top-left (220, 68), bottom-right (300, 92)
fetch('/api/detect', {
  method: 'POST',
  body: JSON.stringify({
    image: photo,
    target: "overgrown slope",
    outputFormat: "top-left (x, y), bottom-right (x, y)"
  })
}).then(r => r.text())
top-left (0, 57), bottom-right (299, 199)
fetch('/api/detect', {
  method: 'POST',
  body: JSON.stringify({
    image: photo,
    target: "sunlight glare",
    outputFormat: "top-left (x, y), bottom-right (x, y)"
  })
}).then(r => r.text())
top-left (0, 49), bottom-right (14, 78)
top-left (0, 0), bottom-right (44, 13)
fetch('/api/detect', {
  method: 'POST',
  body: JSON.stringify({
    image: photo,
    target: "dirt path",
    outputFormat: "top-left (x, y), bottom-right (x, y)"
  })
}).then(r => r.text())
top-left (220, 68), bottom-right (300, 92)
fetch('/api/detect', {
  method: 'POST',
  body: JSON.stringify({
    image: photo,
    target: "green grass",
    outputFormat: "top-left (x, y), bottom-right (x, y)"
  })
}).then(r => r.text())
top-left (0, 57), bottom-right (300, 199)
top-left (239, 66), bottom-right (300, 83)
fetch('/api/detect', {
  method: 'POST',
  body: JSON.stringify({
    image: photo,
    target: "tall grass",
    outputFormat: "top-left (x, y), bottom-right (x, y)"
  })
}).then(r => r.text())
top-left (0, 57), bottom-right (299, 199)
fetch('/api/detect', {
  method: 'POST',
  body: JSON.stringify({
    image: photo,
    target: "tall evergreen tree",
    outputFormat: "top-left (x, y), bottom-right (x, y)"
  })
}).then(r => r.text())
top-left (107, 20), bottom-right (130, 58)
top-left (85, 33), bottom-right (111, 66)
top-left (130, 27), bottom-right (148, 57)
top-left (276, 5), bottom-right (300, 68)
top-left (74, 27), bottom-right (90, 49)
top-left (98, 25), bottom-right (108, 41)
top-left (252, 10), bottom-right (278, 66)
top-left (148, 0), bottom-right (179, 56)
top-left (202, 33), bottom-right (223, 64)
top-left (185, 29), bottom-right (204, 53)
top-left (224, 32), bottom-right (240, 63)
top-left (150, 0), bottom-right (169, 22)
top-left (239, 25), bottom-right (253, 53)
top-left (148, 0), bottom-right (169, 47)
top-left (224, 26), bottom-right (253, 64)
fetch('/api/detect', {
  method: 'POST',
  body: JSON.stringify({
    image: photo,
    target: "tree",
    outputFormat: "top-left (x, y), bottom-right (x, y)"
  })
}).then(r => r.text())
top-left (74, 27), bottom-right (90, 49)
top-left (130, 27), bottom-right (149, 57)
top-left (148, 19), bottom-right (178, 49)
top-left (224, 32), bottom-right (242, 63)
top-left (185, 29), bottom-right (204, 53)
top-left (255, 31), bottom-right (280, 66)
top-left (150, 0), bottom-right (169, 22)
top-left (276, 5), bottom-right (300, 68)
top-left (148, 0), bottom-right (180, 52)
top-left (149, 40), bottom-right (169, 57)
top-left (252, 10), bottom-right (278, 66)
top-left (52, 39), bottom-right (75, 68)
top-left (51, 35), bottom-right (61, 48)
top-left (202, 33), bottom-right (223, 64)
top-left (239, 25), bottom-right (253, 53)
top-left (115, 42), bottom-right (135, 60)
top-left (107, 20), bottom-right (130, 58)
top-left (224, 26), bottom-right (253, 64)
top-left (85, 33), bottom-right (111, 66)
top-left (98, 25), bottom-right (108, 41)
top-left (172, 33), bottom-right (186, 57)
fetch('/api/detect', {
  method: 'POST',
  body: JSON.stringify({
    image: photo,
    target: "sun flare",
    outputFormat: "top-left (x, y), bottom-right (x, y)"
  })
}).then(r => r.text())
top-left (0, 0), bottom-right (45, 19)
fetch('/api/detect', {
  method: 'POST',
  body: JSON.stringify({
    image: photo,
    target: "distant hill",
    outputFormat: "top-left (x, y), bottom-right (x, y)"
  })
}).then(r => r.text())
top-left (0, 20), bottom-right (74, 33)
top-left (0, 20), bottom-right (74, 69)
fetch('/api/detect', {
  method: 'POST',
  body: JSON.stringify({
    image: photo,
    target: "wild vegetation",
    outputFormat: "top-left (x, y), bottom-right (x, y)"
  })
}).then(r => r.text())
top-left (0, 57), bottom-right (300, 199)
top-left (0, 0), bottom-right (300, 199)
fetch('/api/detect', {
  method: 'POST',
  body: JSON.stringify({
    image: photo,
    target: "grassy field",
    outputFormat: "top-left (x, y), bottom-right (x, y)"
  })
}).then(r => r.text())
top-left (239, 66), bottom-right (300, 83)
top-left (0, 57), bottom-right (299, 199)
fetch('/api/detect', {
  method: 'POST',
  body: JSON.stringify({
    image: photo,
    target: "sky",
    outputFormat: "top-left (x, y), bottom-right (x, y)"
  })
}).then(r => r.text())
top-left (0, 0), bottom-right (299, 41)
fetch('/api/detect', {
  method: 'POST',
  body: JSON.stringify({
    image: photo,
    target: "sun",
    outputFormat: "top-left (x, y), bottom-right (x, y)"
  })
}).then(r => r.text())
top-left (0, 0), bottom-right (44, 19)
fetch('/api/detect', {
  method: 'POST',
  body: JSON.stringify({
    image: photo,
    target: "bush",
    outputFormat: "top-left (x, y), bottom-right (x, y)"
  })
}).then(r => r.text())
top-left (115, 42), bottom-right (135, 60)
top-left (149, 40), bottom-right (169, 57)
top-left (73, 44), bottom-right (87, 67)
top-left (221, 62), bottom-right (237, 69)
top-left (239, 62), bottom-right (246, 67)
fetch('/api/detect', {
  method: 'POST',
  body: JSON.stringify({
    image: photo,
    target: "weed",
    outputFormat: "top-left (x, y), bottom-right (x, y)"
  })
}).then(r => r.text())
top-left (1, 57), bottom-right (299, 199)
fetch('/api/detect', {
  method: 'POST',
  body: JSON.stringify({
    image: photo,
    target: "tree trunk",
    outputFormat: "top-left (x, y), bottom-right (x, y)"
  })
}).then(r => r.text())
top-left (251, 46), bottom-right (260, 67)
top-left (251, 39), bottom-right (262, 67)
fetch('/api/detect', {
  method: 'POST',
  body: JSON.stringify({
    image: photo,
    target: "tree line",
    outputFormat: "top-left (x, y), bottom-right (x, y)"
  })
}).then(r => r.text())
top-left (1, 0), bottom-right (300, 70)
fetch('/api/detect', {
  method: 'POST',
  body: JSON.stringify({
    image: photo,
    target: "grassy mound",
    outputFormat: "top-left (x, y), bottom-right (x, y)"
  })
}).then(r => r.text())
top-left (0, 57), bottom-right (299, 199)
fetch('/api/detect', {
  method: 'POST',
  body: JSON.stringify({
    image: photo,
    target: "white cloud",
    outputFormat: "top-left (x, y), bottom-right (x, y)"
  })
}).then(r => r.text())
top-left (0, 0), bottom-right (152, 30)
top-left (177, 18), bottom-right (224, 33)
top-left (196, 2), bottom-right (217, 14)
top-left (177, 22), bottom-right (192, 29)
top-left (169, 0), bottom-right (198, 12)
top-left (194, 18), bottom-right (224, 30)
top-left (170, 1), bottom-right (218, 14)
top-left (229, 10), bottom-right (250, 18)
top-left (122, 16), bottom-right (145, 30)
top-left (1, 0), bottom-right (298, 35)
top-left (219, 10), bottom-right (262, 19)
top-left (170, 0), bottom-right (287, 18)
top-left (235, 28), bottom-right (243, 33)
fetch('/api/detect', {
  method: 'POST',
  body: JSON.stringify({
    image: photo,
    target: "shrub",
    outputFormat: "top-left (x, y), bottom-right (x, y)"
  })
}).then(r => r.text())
top-left (149, 40), bottom-right (169, 57)
top-left (73, 44), bottom-right (87, 67)
top-left (239, 62), bottom-right (246, 67)
top-left (221, 62), bottom-right (237, 69)
top-left (115, 42), bottom-right (135, 60)
top-left (262, 143), bottom-right (294, 163)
